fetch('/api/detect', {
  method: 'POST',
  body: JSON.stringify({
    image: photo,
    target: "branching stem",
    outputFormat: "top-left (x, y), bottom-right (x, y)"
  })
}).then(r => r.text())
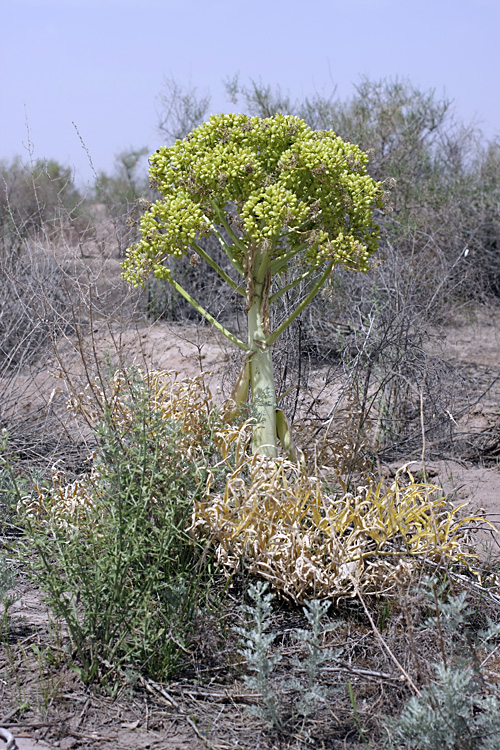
top-left (209, 200), bottom-right (247, 265)
top-left (191, 240), bottom-right (245, 295)
top-left (166, 275), bottom-right (249, 351)
top-left (267, 261), bottom-right (334, 347)
top-left (202, 214), bottom-right (244, 276)
top-left (270, 265), bottom-right (317, 304)
top-left (269, 242), bottom-right (310, 275)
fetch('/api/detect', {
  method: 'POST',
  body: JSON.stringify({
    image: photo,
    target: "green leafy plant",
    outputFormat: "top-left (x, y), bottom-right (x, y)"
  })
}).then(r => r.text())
top-left (346, 680), bottom-right (368, 746)
top-left (0, 555), bottom-right (15, 626)
top-left (0, 429), bottom-right (18, 526)
top-left (387, 664), bottom-right (500, 750)
top-left (0, 156), bottom-right (84, 240)
top-left (287, 598), bottom-right (340, 722)
top-left (0, 430), bottom-right (21, 632)
top-left (19, 369), bottom-right (223, 684)
top-left (122, 113), bottom-right (383, 455)
top-left (235, 581), bottom-right (284, 731)
top-left (235, 581), bottom-right (339, 737)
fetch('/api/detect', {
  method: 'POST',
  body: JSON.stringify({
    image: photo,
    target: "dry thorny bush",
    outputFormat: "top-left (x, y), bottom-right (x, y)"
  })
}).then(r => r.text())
top-left (0, 170), bottom-right (146, 472)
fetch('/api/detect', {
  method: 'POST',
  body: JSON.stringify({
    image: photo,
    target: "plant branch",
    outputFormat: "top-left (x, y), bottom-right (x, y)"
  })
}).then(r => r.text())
top-left (269, 265), bottom-right (317, 304)
top-left (267, 261), bottom-right (334, 347)
top-left (208, 200), bottom-right (247, 269)
top-left (355, 586), bottom-right (422, 696)
top-left (202, 214), bottom-right (245, 276)
top-left (165, 275), bottom-right (249, 351)
top-left (191, 240), bottom-right (245, 295)
top-left (269, 242), bottom-right (310, 275)
top-left (254, 241), bottom-right (274, 283)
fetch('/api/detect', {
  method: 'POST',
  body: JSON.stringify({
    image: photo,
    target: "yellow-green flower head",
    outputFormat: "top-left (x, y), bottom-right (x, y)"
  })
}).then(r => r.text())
top-left (122, 113), bottom-right (383, 286)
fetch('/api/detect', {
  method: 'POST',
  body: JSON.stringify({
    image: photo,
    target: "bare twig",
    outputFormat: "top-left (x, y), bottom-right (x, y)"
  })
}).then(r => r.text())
top-left (354, 585), bottom-right (422, 696)
top-left (140, 676), bottom-right (224, 750)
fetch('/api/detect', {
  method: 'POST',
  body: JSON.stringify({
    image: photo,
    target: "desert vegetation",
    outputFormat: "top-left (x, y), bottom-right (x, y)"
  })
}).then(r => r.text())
top-left (0, 76), bottom-right (500, 749)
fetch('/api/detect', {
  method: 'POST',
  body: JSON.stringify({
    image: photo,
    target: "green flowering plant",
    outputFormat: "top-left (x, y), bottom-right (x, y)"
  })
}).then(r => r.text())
top-left (122, 113), bottom-right (383, 455)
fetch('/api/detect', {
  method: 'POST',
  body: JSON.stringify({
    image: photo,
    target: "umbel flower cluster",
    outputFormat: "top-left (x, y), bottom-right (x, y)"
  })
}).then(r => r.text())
top-left (122, 113), bottom-right (383, 287)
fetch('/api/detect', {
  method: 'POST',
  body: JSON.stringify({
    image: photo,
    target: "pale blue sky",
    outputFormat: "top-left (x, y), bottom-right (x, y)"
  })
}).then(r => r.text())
top-left (2, 0), bottom-right (499, 187)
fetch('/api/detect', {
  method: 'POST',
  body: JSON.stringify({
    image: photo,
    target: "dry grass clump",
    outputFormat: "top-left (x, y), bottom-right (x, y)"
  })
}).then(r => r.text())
top-left (20, 368), bottom-right (216, 529)
top-left (193, 457), bottom-right (482, 602)
top-left (22, 368), bottom-right (487, 601)
top-left (65, 368), bottom-right (213, 445)
top-left (21, 464), bottom-right (100, 529)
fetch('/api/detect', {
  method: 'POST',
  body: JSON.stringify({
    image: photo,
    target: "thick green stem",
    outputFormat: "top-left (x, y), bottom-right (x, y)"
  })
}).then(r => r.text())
top-left (249, 345), bottom-right (277, 457)
top-left (247, 270), bottom-right (277, 458)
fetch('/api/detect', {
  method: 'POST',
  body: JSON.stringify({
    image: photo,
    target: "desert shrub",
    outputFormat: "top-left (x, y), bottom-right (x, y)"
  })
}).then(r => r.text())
top-left (18, 369), bottom-right (225, 684)
top-left (0, 429), bottom-right (30, 528)
top-left (157, 76), bottom-right (211, 143)
top-left (0, 432), bottom-right (18, 628)
top-left (0, 157), bottom-right (85, 248)
top-left (384, 580), bottom-right (500, 749)
top-left (387, 665), bottom-right (500, 749)
top-left (318, 248), bottom-right (464, 461)
top-left (0, 158), bottom-right (78, 370)
top-left (21, 369), bottom-right (485, 614)
top-left (94, 148), bottom-right (149, 216)
top-left (93, 147), bottom-right (153, 256)
top-left (0, 242), bottom-right (70, 370)
top-left (0, 555), bottom-right (15, 625)
top-left (0, 226), bottom-right (76, 470)
top-left (194, 453), bottom-right (482, 602)
top-left (0, 154), bottom-right (89, 470)
top-left (235, 581), bottom-right (339, 737)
